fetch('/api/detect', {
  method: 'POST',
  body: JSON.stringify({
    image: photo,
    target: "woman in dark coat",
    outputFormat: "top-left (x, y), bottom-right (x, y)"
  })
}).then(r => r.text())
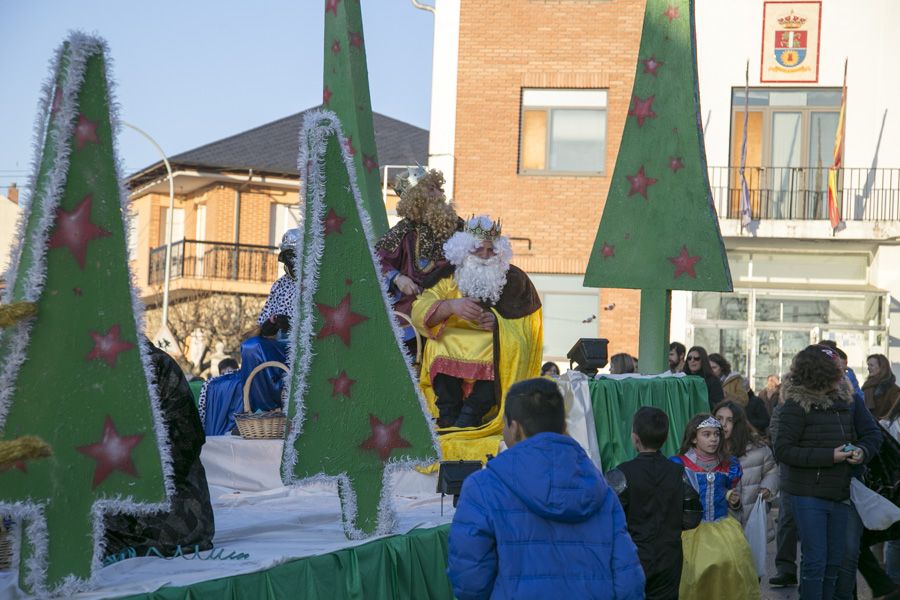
top-left (683, 346), bottom-right (725, 412)
top-left (774, 345), bottom-right (866, 600)
top-left (863, 353), bottom-right (900, 419)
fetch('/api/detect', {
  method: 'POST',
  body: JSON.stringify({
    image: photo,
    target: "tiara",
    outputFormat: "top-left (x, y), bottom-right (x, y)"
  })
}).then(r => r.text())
top-left (393, 164), bottom-right (428, 197)
top-left (697, 416), bottom-right (722, 430)
top-left (464, 214), bottom-right (502, 241)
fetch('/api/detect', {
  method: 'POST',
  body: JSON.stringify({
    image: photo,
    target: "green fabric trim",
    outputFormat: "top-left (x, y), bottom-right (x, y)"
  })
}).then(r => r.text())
top-left (118, 525), bottom-right (453, 600)
top-left (589, 376), bottom-right (709, 470)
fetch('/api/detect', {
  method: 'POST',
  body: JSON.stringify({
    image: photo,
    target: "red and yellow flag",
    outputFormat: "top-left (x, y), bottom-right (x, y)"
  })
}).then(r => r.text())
top-left (827, 60), bottom-right (847, 231)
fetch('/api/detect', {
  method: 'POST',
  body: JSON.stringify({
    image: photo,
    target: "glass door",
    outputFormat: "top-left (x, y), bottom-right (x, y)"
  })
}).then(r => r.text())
top-left (753, 328), bottom-right (813, 390)
top-left (770, 112), bottom-right (802, 218)
top-left (808, 112), bottom-right (840, 219)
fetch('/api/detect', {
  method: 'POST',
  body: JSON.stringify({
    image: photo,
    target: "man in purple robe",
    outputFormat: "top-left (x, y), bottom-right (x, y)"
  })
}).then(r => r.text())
top-left (375, 167), bottom-right (460, 350)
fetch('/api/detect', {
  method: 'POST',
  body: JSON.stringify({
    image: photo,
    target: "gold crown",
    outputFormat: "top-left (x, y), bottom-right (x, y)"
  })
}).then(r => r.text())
top-left (778, 12), bottom-right (806, 29)
top-left (464, 215), bottom-right (502, 241)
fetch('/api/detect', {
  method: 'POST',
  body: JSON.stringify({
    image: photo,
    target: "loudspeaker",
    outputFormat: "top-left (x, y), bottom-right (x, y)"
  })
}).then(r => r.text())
top-left (567, 338), bottom-right (609, 376)
top-left (437, 460), bottom-right (483, 512)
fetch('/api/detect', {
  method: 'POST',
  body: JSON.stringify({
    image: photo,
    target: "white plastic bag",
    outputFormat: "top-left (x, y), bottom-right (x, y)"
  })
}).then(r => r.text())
top-left (850, 478), bottom-right (900, 530)
top-left (743, 495), bottom-right (768, 577)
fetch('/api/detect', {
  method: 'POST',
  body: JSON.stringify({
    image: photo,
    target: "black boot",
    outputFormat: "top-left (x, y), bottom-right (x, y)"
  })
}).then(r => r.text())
top-left (433, 374), bottom-right (463, 428)
top-left (454, 405), bottom-right (484, 428)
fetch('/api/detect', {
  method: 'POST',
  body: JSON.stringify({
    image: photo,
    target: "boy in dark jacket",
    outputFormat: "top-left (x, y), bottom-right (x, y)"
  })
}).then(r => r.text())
top-left (448, 378), bottom-right (645, 600)
top-left (605, 407), bottom-right (702, 600)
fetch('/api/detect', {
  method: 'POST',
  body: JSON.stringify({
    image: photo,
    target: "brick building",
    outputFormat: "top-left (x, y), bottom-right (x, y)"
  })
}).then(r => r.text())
top-left (428, 0), bottom-right (647, 364)
top-left (428, 0), bottom-right (900, 382)
top-left (126, 109), bottom-right (427, 373)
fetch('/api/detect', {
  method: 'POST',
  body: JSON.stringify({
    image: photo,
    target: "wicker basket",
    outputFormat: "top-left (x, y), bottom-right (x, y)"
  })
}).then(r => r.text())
top-left (0, 518), bottom-right (12, 571)
top-left (233, 361), bottom-right (289, 439)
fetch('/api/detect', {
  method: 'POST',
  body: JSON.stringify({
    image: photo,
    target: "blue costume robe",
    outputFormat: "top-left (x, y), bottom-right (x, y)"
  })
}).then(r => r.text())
top-left (201, 336), bottom-right (288, 435)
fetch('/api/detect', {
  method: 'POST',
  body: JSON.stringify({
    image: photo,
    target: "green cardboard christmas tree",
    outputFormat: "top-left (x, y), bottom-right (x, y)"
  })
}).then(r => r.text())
top-left (322, 0), bottom-right (389, 237)
top-left (282, 110), bottom-right (439, 538)
top-left (0, 34), bottom-right (170, 595)
top-left (584, 0), bottom-right (732, 373)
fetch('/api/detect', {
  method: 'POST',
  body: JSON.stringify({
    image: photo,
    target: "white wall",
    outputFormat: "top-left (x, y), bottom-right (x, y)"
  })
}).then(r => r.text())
top-left (696, 0), bottom-right (900, 169)
top-left (870, 245), bottom-right (900, 368)
top-left (0, 196), bottom-right (21, 275)
top-left (428, 0), bottom-right (461, 201)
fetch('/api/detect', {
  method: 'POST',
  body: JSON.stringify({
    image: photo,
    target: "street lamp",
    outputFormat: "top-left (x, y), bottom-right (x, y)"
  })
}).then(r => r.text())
top-left (118, 120), bottom-right (177, 352)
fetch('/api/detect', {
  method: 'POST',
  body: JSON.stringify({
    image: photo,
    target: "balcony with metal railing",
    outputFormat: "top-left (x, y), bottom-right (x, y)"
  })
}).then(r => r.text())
top-left (709, 166), bottom-right (900, 238)
top-left (147, 239), bottom-right (280, 296)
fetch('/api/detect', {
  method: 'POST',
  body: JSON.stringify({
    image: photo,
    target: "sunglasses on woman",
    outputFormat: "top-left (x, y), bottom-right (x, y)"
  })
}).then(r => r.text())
top-left (686, 355), bottom-right (701, 361)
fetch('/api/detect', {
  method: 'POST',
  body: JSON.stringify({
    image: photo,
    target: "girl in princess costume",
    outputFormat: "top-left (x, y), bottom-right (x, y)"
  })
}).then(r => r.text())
top-left (672, 413), bottom-right (760, 599)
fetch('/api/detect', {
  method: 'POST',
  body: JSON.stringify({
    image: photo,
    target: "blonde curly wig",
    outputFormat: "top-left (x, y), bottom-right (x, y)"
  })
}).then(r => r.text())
top-left (395, 169), bottom-right (459, 241)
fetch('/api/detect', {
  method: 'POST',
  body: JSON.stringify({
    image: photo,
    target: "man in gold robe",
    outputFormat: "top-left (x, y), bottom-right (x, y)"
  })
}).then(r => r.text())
top-left (412, 215), bottom-right (542, 459)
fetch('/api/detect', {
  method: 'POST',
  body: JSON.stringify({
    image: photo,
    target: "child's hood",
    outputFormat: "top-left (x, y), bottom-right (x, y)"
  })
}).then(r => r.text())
top-left (486, 432), bottom-right (606, 523)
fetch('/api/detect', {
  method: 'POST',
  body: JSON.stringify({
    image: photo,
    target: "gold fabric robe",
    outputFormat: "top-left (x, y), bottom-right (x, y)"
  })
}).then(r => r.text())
top-left (411, 275), bottom-right (543, 463)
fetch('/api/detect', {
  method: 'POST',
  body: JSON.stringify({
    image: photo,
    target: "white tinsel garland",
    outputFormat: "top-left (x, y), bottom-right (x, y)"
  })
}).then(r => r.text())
top-left (282, 109), bottom-right (441, 540)
top-left (0, 32), bottom-right (174, 597)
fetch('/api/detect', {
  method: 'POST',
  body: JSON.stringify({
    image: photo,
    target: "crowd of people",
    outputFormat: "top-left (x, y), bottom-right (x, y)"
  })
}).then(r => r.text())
top-left (447, 342), bottom-right (900, 600)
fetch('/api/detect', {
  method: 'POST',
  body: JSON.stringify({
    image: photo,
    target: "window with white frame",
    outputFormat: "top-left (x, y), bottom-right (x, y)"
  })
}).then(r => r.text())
top-left (519, 89), bottom-right (608, 175)
top-left (269, 203), bottom-right (303, 247)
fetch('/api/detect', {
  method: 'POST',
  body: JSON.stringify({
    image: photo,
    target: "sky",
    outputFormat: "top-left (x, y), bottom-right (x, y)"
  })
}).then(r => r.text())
top-left (0, 0), bottom-right (435, 190)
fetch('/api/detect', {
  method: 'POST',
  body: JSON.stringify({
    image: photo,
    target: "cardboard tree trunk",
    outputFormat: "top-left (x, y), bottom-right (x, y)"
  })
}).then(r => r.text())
top-left (322, 0), bottom-right (388, 237)
top-left (583, 0), bottom-right (732, 372)
top-left (0, 34), bottom-right (170, 595)
top-left (282, 110), bottom-right (439, 538)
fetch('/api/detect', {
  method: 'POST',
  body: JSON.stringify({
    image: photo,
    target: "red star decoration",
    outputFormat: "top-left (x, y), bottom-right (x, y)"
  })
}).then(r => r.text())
top-left (642, 55), bottom-right (664, 76)
top-left (325, 0), bottom-right (340, 16)
top-left (359, 414), bottom-right (412, 461)
top-left (331, 39), bottom-right (341, 54)
top-left (628, 95), bottom-right (657, 127)
top-left (626, 166), bottom-right (658, 199)
top-left (329, 370), bottom-right (356, 398)
top-left (74, 113), bottom-right (100, 149)
top-left (73, 287), bottom-right (83, 296)
top-left (601, 242), bottom-right (615, 258)
top-left (51, 87), bottom-right (63, 114)
top-left (344, 136), bottom-right (356, 156)
top-left (0, 460), bottom-right (28, 473)
top-left (48, 194), bottom-right (112, 268)
top-left (668, 156), bottom-right (685, 172)
top-left (85, 324), bottom-right (135, 368)
top-left (348, 30), bottom-right (364, 49)
top-left (76, 416), bottom-right (144, 489)
top-left (663, 5), bottom-right (679, 21)
top-left (345, 278), bottom-right (353, 286)
top-left (323, 86), bottom-right (332, 105)
top-left (362, 154), bottom-right (378, 173)
top-left (316, 294), bottom-right (368, 346)
top-left (668, 246), bottom-right (701, 279)
top-left (324, 208), bottom-right (346, 235)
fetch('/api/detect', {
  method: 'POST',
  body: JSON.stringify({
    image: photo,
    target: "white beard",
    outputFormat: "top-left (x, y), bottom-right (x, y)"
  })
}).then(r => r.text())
top-left (455, 254), bottom-right (509, 305)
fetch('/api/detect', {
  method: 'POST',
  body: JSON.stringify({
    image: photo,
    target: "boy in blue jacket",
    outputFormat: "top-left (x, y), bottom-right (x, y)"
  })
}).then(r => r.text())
top-left (447, 377), bottom-right (645, 600)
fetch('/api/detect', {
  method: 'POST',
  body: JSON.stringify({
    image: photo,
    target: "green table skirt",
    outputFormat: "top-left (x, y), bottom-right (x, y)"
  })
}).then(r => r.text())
top-left (121, 524), bottom-right (453, 600)
top-left (589, 376), bottom-right (710, 470)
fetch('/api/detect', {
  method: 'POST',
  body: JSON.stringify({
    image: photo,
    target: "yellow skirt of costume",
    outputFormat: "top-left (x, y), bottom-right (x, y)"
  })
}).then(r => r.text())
top-left (679, 516), bottom-right (760, 600)
top-left (411, 277), bottom-right (543, 465)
